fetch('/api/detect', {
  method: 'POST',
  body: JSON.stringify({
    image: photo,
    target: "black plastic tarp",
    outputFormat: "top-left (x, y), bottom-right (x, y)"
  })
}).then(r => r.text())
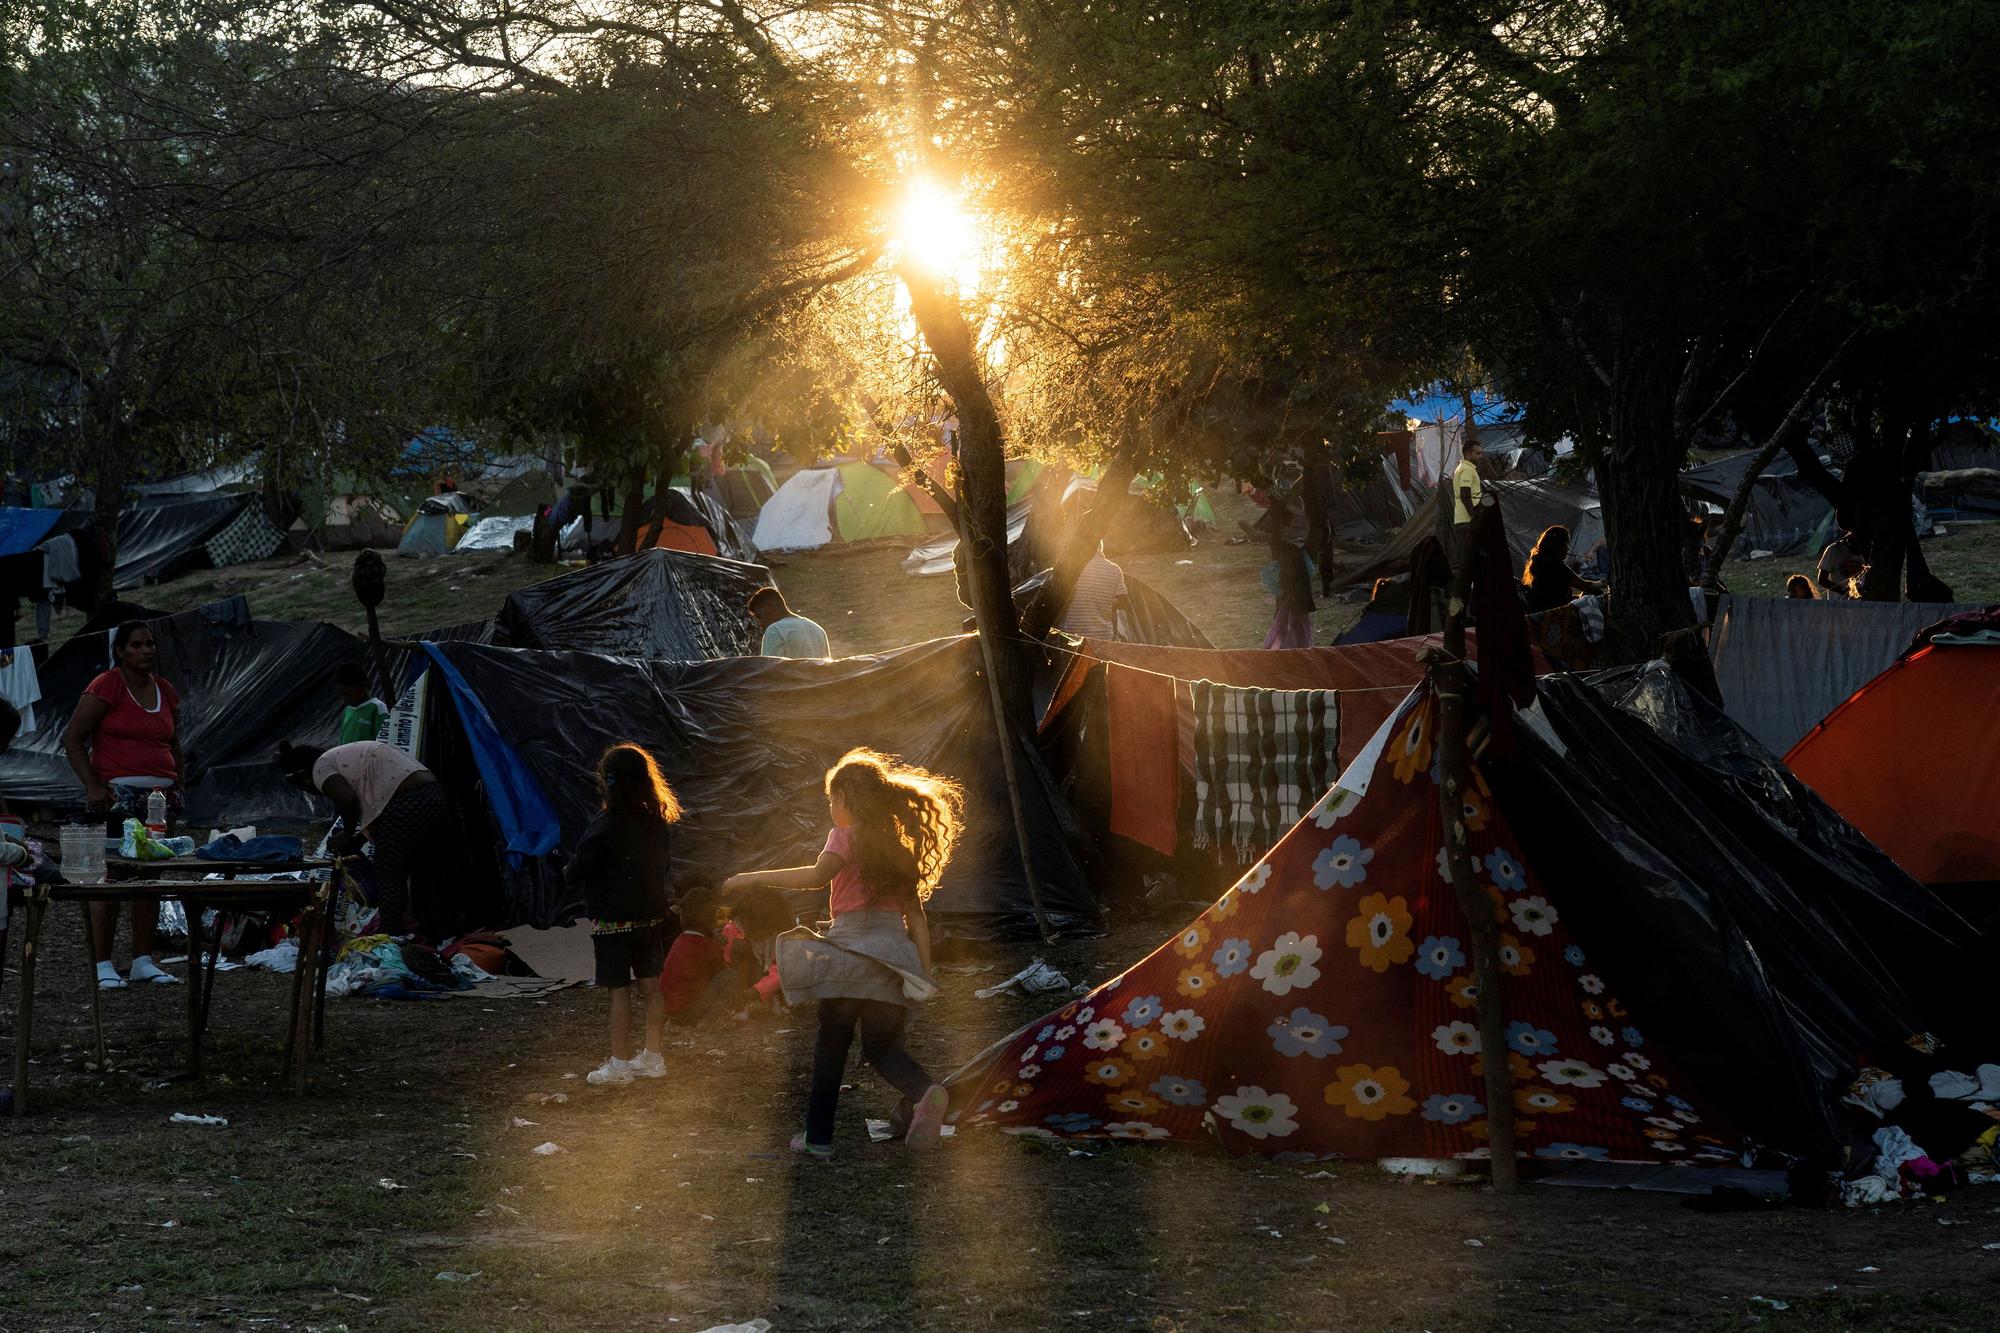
top-left (1681, 452), bottom-right (1833, 556)
top-left (653, 486), bottom-right (759, 563)
top-left (113, 494), bottom-right (249, 588)
top-left (423, 635), bottom-right (1100, 938)
top-left (494, 549), bottom-right (772, 660)
top-left (1491, 664), bottom-right (1984, 1154)
top-left (0, 598), bottom-right (365, 826)
top-left (1011, 569), bottom-right (1215, 650)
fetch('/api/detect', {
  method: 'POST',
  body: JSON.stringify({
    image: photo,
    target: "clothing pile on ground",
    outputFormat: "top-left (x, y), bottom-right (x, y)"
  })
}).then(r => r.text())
top-left (321, 933), bottom-right (486, 999)
top-left (1836, 1043), bottom-right (2000, 1205)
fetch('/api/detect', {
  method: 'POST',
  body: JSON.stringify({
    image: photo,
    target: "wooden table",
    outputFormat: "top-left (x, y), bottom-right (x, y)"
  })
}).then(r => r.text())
top-left (12, 861), bottom-right (338, 1117)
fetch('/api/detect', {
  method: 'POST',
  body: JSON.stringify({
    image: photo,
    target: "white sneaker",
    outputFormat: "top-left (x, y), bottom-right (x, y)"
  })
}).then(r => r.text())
top-left (586, 1056), bottom-right (635, 1086)
top-left (629, 1049), bottom-right (666, 1079)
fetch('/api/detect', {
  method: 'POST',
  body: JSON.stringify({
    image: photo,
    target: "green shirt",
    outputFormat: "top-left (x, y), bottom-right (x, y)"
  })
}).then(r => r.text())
top-left (340, 698), bottom-right (389, 744)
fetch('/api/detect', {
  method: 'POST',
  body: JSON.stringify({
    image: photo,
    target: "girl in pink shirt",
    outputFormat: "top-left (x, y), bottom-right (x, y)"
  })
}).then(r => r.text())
top-left (723, 748), bottom-right (962, 1158)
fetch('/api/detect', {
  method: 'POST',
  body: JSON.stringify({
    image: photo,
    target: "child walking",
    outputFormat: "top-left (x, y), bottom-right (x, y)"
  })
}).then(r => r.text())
top-left (573, 743), bottom-right (680, 1087)
top-left (723, 748), bottom-right (961, 1157)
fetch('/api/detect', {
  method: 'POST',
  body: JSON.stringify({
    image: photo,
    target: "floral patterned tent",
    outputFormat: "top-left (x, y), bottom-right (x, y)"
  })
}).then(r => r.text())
top-left (947, 685), bottom-right (1740, 1165)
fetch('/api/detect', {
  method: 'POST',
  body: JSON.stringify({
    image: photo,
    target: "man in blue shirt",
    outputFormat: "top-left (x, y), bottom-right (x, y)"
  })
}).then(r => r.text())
top-left (747, 587), bottom-right (831, 659)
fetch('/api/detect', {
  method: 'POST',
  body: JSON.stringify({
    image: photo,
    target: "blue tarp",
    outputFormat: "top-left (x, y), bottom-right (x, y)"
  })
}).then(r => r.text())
top-left (1333, 610), bottom-right (1410, 646)
top-left (1388, 383), bottom-right (1521, 426)
top-left (0, 507), bottom-right (61, 557)
top-left (418, 643), bottom-right (561, 864)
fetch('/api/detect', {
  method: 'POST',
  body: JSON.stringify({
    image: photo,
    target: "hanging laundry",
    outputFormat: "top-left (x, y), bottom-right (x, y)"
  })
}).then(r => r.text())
top-left (1191, 681), bottom-right (1340, 860)
top-left (0, 649), bottom-right (41, 732)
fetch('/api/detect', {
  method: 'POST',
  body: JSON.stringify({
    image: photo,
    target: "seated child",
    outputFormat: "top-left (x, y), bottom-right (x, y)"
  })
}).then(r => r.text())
top-left (718, 886), bottom-right (792, 1017)
top-left (657, 886), bottom-right (744, 1024)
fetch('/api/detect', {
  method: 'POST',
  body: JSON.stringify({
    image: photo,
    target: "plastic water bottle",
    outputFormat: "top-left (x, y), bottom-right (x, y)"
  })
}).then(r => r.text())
top-left (145, 789), bottom-right (169, 836)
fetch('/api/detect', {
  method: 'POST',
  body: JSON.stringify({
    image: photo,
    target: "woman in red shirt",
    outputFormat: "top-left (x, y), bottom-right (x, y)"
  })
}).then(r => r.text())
top-left (62, 621), bottom-right (184, 989)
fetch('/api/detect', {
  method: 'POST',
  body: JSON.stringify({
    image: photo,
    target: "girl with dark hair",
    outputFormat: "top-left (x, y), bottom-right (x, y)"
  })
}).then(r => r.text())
top-left (571, 742), bottom-right (680, 1086)
top-left (724, 747), bottom-right (963, 1158)
top-left (63, 620), bottom-right (182, 988)
top-left (1520, 525), bottom-right (1605, 615)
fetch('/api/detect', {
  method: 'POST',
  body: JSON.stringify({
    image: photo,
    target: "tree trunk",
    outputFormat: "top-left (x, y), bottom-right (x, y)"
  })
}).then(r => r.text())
top-left (86, 400), bottom-right (129, 611)
top-left (901, 264), bottom-right (1031, 728)
top-left (1598, 380), bottom-right (1718, 701)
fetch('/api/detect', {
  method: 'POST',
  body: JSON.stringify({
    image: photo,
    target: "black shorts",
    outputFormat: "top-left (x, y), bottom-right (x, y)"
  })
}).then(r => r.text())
top-left (593, 920), bottom-right (674, 988)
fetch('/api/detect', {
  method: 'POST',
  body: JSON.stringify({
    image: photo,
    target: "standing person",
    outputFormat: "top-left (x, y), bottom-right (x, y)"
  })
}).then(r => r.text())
top-left (1060, 498), bottom-right (1129, 640)
top-left (333, 661), bottom-right (390, 744)
top-left (1261, 505), bottom-right (1317, 649)
top-left (1451, 436), bottom-right (1486, 529)
top-left (747, 587), bottom-right (832, 660)
top-left (722, 748), bottom-right (961, 1158)
top-left (275, 739), bottom-right (446, 937)
top-left (570, 743), bottom-right (679, 1086)
top-left (62, 621), bottom-right (182, 989)
top-left (1816, 527), bottom-right (1869, 599)
top-left (1519, 525), bottom-right (1606, 615)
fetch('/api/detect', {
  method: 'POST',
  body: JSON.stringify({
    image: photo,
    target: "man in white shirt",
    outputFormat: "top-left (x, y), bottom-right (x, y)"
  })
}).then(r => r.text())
top-left (748, 587), bottom-right (832, 659)
top-left (1062, 547), bottom-right (1129, 641)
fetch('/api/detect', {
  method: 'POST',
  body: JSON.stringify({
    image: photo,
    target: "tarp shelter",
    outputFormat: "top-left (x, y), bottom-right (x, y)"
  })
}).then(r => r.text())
top-left (453, 514), bottom-right (534, 553)
top-left (202, 503), bottom-right (286, 568)
top-left (0, 597), bottom-right (370, 826)
top-left (1786, 609), bottom-right (2000, 887)
top-left (493, 548), bottom-right (771, 660)
top-left (1325, 477), bottom-right (1598, 595)
top-left (1681, 452), bottom-right (1833, 557)
top-left (903, 500), bottom-right (1032, 576)
top-left (1010, 569), bottom-right (1215, 651)
top-left (950, 661), bottom-right (1980, 1159)
top-left (397, 493), bottom-right (474, 556)
top-left (417, 635), bottom-right (1099, 937)
top-left (634, 487), bottom-right (758, 563)
top-left (0, 507), bottom-right (64, 556)
top-left (1707, 594), bottom-right (1986, 754)
top-left (113, 494), bottom-right (256, 587)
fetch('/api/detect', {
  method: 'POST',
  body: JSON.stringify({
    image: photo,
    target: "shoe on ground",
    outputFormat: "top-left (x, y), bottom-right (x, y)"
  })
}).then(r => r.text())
top-left (629, 1049), bottom-right (666, 1079)
top-left (789, 1132), bottom-right (833, 1160)
top-left (586, 1056), bottom-right (635, 1086)
top-left (129, 957), bottom-right (180, 985)
top-left (906, 1085), bottom-right (949, 1151)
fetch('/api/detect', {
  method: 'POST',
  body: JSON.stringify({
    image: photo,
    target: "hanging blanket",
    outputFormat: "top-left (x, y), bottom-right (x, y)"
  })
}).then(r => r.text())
top-left (1191, 681), bottom-right (1340, 860)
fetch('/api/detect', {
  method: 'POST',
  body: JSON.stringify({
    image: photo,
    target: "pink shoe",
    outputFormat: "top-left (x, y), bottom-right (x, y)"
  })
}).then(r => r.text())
top-left (906, 1085), bottom-right (949, 1151)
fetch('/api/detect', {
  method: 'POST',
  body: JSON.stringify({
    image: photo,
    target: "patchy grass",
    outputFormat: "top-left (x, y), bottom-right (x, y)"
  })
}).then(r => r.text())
top-left (5, 920), bottom-right (1999, 1331)
top-left (1726, 522), bottom-right (2000, 602)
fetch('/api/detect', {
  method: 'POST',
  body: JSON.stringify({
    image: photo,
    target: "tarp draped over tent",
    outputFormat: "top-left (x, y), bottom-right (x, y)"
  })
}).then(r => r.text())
top-left (493, 548), bottom-right (771, 659)
top-left (203, 503), bottom-right (286, 568)
top-left (0, 597), bottom-right (366, 825)
top-left (423, 635), bottom-right (1099, 938)
top-left (1680, 453), bottom-right (1833, 556)
top-left (453, 514), bottom-right (533, 552)
top-left (752, 467), bottom-right (840, 550)
top-left (1496, 665), bottom-right (1982, 1152)
top-left (950, 684), bottom-right (1743, 1161)
top-left (113, 494), bottom-right (252, 587)
top-left (397, 493), bottom-right (474, 556)
top-left (1708, 594), bottom-right (1986, 754)
top-left (418, 643), bottom-right (561, 864)
top-left (1324, 477), bottom-right (1599, 596)
top-left (1786, 609), bottom-right (2000, 887)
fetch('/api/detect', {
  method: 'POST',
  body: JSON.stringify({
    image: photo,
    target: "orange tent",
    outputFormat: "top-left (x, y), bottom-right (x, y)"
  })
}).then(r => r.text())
top-left (1786, 634), bottom-right (2000, 886)
top-left (646, 518), bottom-right (718, 557)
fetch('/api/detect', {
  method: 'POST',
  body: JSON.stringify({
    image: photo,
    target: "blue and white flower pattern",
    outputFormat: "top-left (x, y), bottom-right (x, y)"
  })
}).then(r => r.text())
top-left (1150, 1075), bottom-right (1208, 1106)
top-left (1415, 935), bottom-right (1465, 981)
top-left (1506, 1022), bottom-right (1559, 1057)
top-left (1121, 995), bottom-right (1163, 1029)
top-left (1421, 1093), bottom-right (1483, 1125)
top-left (1268, 1007), bottom-right (1347, 1058)
top-left (1312, 836), bottom-right (1375, 890)
top-left (1212, 938), bottom-right (1254, 978)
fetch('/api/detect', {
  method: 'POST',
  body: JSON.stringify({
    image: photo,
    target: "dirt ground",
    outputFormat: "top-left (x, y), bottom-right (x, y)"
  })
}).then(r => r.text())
top-left (3, 915), bottom-right (1998, 1333)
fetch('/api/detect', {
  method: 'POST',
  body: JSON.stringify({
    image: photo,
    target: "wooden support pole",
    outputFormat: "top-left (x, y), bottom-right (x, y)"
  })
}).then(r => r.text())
top-left (1431, 486), bottom-right (1518, 1192)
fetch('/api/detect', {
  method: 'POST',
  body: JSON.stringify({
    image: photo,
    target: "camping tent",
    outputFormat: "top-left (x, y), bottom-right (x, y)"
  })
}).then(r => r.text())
top-left (306, 494), bottom-right (406, 550)
top-left (753, 463), bottom-right (933, 551)
top-left (397, 493), bottom-right (474, 556)
top-left (453, 514), bottom-right (534, 553)
top-left (114, 494), bottom-right (260, 587)
top-left (1785, 608), bottom-right (2000, 887)
top-left (415, 635), bottom-right (1099, 937)
top-left (633, 487), bottom-right (759, 562)
top-left (1707, 594), bottom-right (1986, 754)
top-left (493, 548), bottom-right (772, 660)
top-left (950, 662), bottom-right (1978, 1159)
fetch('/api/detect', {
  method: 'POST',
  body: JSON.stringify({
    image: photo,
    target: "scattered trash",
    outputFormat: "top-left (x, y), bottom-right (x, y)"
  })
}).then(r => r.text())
top-left (1175, 559), bottom-right (1194, 566)
top-left (865, 1119), bottom-right (957, 1142)
top-left (532, 1142), bottom-right (564, 1156)
top-left (512, 1118), bottom-right (538, 1128)
top-left (1463, 1238), bottom-right (1484, 1248)
top-left (158, 1221), bottom-right (178, 1228)
top-left (60, 1135), bottom-right (91, 1144)
top-left (1315, 1204), bottom-right (1331, 1214)
top-left (974, 959), bottom-right (1072, 1000)
top-left (1857, 1266), bottom-right (1881, 1273)
top-left (1982, 1243), bottom-right (2000, 1252)
top-left (1328, 1237), bottom-right (1347, 1245)
top-left (1068, 1149), bottom-right (1094, 1158)
top-left (1750, 1296), bottom-right (1790, 1312)
top-left (1303, 1170), bottom-right (1336, 1180)
top-left (117, 1285), bottom-right (142, 1294)
top-left (169, 1113), bottom-right (228, 1127)
top-left (435, 1271), bottom-right (482, 1283)
top-left (695, 1321), bottom-right (771, 1333)
top-left (376, 1178), bottom-right (405, 1190)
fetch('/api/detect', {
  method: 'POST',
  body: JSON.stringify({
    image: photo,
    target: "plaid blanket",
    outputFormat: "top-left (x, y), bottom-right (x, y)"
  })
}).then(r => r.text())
top-left (1191, 681), bottom-right (1341, 860)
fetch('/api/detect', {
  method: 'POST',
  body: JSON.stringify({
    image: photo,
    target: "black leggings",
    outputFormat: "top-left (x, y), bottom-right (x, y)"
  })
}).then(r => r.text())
top-left (806, 998), bottom-right (935, 1146)
top-left (368, 782), bottom-right (448, 935)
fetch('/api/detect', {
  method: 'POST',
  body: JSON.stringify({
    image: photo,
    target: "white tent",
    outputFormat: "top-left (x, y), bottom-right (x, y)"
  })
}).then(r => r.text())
top-left (750, 468), bottom-right (841, 550)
